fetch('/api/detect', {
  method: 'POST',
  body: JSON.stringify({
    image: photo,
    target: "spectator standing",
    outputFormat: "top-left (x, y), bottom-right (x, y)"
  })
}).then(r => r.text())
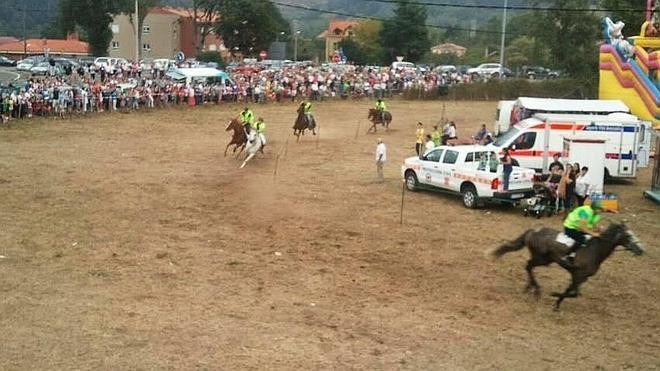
top-left (431, 125), bottom-right (441, 147)
top-left (574, 166), bottom-right (590, 206)
top-left (474, 124), bottom-right (488, 142)
top-left (375, 138), bottom-right (387, 183)
top-left (415, 122), bottom-right (424, 156)
top-left (424, 134), bottom-right (435, 153)
top-left (501, 148), bottom-right (513, 191)
top-left (447, 121), bottom-right (457, 141)
top-left (549, 153), bottom-right (564, 172)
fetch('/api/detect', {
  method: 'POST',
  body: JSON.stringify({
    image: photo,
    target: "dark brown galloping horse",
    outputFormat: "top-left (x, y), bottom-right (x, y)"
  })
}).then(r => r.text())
top-left (490, 223), bottom-right (644, 309)
top-left (293, 105), bottom-right (316, 141)
top-left (367, 108), bottom-right (392, 133)
top-left (224, 118), bottom-right (247, 156)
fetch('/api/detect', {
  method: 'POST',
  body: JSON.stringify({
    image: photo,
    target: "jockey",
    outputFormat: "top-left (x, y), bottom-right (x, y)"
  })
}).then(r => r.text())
top-left (300, 100), bottom-right (312, 126)
top-left (253, 117), bottom-right (267, 148)
top-left (240, 106), bottom-right (254, 131)
top-left (561, 201), bottom-right (602, 264)
top-left (375, 98), bottom-right (387, 122)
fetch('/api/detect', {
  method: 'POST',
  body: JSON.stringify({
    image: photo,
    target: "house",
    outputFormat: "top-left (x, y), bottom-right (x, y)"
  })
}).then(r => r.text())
top-left (0, 37), bottom-right (19, 46)
top-left (318, 20), bottom-right (358, 62)
top-left (0, 33), bottom-right (88, 59)
top-left (108, 7), bottom-right (225, 61)
top-left (430, 43), bottom-right (467, 58)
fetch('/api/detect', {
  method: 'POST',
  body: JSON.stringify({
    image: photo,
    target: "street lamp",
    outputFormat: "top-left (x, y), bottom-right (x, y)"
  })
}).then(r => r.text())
top-left (294, 30), bottom-right (302, 62)
top-left (276, 31), bottom-right (285, 43)
top-left (498, 0), bottom-right (508, 78)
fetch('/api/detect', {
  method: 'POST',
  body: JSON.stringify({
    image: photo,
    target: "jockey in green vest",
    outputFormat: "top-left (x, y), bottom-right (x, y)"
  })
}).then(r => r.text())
top-left (375, 99), bottom-right (386, 122)
top-left (560, 201), bottom-right (602, 265)
top-left (300, 100), bottom-right (312, 126)
top-left (240, 107), bottom-right (254, 131)
top-left (252, 117), bottom-right (267, 148)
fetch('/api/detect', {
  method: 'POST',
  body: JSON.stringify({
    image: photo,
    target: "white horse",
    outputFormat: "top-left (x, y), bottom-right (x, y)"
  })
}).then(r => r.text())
top-left (240, 129), bottom-right (264, 169)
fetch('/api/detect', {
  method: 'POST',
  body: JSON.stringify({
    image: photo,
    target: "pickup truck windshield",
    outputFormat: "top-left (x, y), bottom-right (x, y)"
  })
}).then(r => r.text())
top-left (494, 127), bottom-right (520, 147)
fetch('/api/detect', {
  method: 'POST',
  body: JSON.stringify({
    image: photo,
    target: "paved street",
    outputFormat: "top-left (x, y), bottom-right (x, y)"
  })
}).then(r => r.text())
top-left (0, 67), bottom-right (22, 85)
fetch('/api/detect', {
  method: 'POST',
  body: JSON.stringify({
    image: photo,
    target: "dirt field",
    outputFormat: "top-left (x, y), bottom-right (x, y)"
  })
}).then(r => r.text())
top-left (0, 101), bottom-right (658, 370)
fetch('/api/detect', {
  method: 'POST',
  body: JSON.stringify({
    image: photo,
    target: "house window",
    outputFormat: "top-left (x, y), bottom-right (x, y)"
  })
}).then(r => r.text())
top-left (142, 43), bottom-right (151, 52)
top-left (111, 24), bottom-right (119, 34)
top-left (142, 25), bottom-right (150, 34)
top-left (111, 41), bottom-right (120, 49)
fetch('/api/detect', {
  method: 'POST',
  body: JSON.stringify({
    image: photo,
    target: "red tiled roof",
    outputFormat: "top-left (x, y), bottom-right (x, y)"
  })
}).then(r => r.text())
top-left (327, 20), bottom-right (358, 34)
top-left (0, 36), bottom-right (19, 46)
top-left (0, 38), bottom-right (89, 55)
top-left (150, 7), bottom-right (220, 22)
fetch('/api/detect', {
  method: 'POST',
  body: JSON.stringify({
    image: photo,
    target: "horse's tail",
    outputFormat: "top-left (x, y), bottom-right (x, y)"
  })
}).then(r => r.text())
top-left (487, 230), bottom-right (529, 259)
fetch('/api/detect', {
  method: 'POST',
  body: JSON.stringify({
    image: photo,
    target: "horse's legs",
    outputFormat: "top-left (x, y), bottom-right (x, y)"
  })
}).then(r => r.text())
top-left (525, 257), bottom-right (548, 297)
top-left (240, 153), bottom-right (255, 168)
top-left (552, 278), bottom-right (582, 310)
top-left (224, 142), bottom-right (232, 157)
top-left (235, 144), bottom-right (246, 158)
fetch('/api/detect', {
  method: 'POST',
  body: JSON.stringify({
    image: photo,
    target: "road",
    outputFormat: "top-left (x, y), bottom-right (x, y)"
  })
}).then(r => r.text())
top-left (0, 67), bottom-right (22, 85)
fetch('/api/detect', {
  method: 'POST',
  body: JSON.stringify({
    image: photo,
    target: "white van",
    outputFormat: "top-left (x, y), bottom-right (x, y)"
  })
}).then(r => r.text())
top-left (391, 61), bottom-right (414, 70)
top-left (494, 100), bottom-right (515, 136)
top-left (488, 112), bottom-right (653, 179)
top-left (494, 97), bottom-right (630, 136)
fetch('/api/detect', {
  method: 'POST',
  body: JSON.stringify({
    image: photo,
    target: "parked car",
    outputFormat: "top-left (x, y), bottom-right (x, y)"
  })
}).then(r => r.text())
top-left (0, 56), bottom-right (16, 67)
top-left (16, 56), bottom-right (44, 71)
top-left (77, 56), bottom-right (96, 67)
top-left (401, 145), bottom-right (536, 208)
top-left (522, 66), bottom-right (560, 80)
top-left (467, 63), bottom-right (509, 79)
top-left (30, 61), bottom-right (52, 76)
top-left (54, 58), bottom-right (79, 68)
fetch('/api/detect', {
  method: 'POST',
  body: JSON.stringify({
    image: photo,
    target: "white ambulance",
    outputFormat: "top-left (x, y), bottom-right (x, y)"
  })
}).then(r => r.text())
top-left (493, 97), bottom-right (630, 136)
top-left (401, 145), bottom-right (536, 208)
top-left (488, 112), bottom-right (653, 179)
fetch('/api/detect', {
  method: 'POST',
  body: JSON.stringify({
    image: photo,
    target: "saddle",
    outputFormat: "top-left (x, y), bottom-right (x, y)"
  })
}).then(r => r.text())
top-left (555, 233), bottom-right (576, 248)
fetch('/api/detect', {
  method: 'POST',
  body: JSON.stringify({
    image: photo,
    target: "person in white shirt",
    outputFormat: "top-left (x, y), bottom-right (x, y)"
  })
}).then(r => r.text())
top-left (424, 134), bottom-right (435, 152)
top-left (375, 138), bottom-right (387, 183)
top-left (574, 166), bottom-right (590, 206)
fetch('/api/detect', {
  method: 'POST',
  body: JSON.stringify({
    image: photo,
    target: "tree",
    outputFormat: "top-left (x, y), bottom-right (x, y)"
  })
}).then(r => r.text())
top-left (58, 0), bottom-right (120, 57)
top-left (601, 0), bottom-right (646, 37)
top-left (534, 0), bottom-right (600, 79)
top-left (212, 0), bottom-right (288, 57)
top-left (379, 0), bottom-right (431, 63)
top-left (505, 36), bottom-right (550, 69)
top-left (338, 20), bottom-right (384, 64)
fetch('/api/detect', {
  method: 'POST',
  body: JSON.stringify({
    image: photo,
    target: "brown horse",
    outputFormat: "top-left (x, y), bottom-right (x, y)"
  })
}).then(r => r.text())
top-left (367, 108), bottom-right (392, 133)
top-left (293, 105), bottom-right (316, 141)
top-left (224, 118), bottom-right (247, 156)
top-left (490, 223), bottom-right (644, 309)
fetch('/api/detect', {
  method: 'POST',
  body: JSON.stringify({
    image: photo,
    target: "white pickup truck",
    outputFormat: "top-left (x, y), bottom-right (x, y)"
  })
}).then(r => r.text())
top-left (401, 145), bottom-right (536, 208)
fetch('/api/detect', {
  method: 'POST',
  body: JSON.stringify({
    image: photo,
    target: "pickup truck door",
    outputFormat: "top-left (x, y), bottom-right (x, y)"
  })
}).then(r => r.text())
top-left (440, 149), bottom-right (461, 191)
top-left (419, 149), bottom-right (444, 187)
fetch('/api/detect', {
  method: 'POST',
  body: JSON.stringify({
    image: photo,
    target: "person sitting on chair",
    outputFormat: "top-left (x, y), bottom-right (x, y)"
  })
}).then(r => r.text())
top-left (375, 98), bottom-right (387, 122)
top-left (300, 100), bottom-right (312, 126)
top-left (240, 106), bottom-right (254, 132)
top-left (561, 200), bottom-right (603, 266)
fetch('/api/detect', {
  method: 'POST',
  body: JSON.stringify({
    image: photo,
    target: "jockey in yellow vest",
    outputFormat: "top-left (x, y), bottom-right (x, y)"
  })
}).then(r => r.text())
top-left (375, 99), bottom-right (386, 122)
top-left (560, 201), bottom-right (602, 266)
top-left (252, 117), bottom-right (267, 147)
top-left (300, 100), bottom-right (312, 126)
top-left (240, 107), bottom-right (254, 131)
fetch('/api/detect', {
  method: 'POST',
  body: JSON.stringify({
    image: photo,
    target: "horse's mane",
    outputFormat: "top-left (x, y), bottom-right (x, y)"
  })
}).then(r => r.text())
top-left (593, 223), bottom-right (626, 245)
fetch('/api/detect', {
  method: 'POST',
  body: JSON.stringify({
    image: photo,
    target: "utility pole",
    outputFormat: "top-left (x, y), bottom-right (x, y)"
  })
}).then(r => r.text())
top-left (135, 0), bottom-right (140, 62)
top-left (498, 0), bottom-right (508, 78)
top-left (22, 5), bottom-right (27, 58)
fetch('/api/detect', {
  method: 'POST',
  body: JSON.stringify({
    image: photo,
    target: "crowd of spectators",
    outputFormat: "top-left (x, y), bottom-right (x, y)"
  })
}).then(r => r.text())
top-left (0, 61), bottom-right (472, 124)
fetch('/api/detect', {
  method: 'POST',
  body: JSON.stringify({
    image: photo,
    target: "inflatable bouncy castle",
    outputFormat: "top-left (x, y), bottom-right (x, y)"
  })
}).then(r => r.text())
top-left (599, 0), bottom-right (660, 128)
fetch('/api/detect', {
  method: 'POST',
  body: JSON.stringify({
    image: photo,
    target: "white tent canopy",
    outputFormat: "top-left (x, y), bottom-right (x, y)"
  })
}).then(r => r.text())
top-left (515, 97), bottom-right (630, 114)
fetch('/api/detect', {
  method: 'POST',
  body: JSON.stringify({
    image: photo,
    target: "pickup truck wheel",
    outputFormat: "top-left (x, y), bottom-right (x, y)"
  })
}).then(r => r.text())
top-left (405, 171), bottom-right (419, 191)
top-left (462, 184), bottom-right (478, 209)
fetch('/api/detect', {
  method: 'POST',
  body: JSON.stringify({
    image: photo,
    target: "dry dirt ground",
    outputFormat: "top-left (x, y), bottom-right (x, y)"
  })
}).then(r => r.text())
top-left (0, 101), bottom-right (658, 370)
